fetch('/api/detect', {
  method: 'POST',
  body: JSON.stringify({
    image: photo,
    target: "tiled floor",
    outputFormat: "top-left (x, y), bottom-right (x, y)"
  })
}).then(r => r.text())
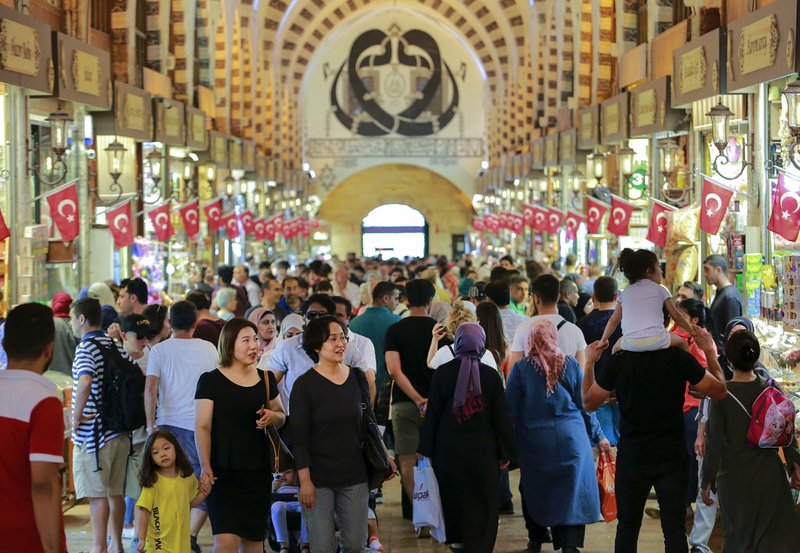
top-left (65, 470), bottom-right (722, 552)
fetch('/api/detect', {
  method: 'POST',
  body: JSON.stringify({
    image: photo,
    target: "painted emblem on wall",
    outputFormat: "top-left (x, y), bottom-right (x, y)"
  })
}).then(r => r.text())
top-left (329, 23), bottom-right (460, 137)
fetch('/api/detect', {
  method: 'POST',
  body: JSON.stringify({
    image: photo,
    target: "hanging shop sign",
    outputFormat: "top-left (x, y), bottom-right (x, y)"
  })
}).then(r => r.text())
top-left (577, 105), bottom-right (600, 149)
top-left (229, 138), bottom-right (243, 170)
top-left (256, 154), bottom-right (269, 181)
top-left (93, 82), bottom-right (153, 141)
top-left (242, 140), bottom-right (256, 172)
top-left (600, 93), bottom-right (629, 145)
top-left (185, 106), bottom-right (208, 151)
top-left (543, 134), bottom-right (559, 168)
top-left (53, 32), bottom-right (111, 109)
top-left (559, 128), bottom-right (578, 166)
top-left (672, 28), bottom-right (726, 108)
top-left (531, 137), bottom-right (545, 170)
top-left (153, 98), bottom-right (186, 146)
top-left (0, 5), bottom-right (52, 93)
top-left (630, 77), bottom-right (682, 137)
top-left (727, 0), bottom-right (798, 92)
top-left (208, 131), bottom-right (229, 168)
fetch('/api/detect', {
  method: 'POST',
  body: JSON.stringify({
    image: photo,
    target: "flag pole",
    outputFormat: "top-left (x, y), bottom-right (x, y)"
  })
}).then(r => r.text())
top-left (651, 198), bottom-right (677, 211)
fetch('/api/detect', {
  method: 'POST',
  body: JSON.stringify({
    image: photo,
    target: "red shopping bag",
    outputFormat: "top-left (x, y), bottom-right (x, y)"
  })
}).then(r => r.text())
top-left (597, 451), bottom-right (617, 522)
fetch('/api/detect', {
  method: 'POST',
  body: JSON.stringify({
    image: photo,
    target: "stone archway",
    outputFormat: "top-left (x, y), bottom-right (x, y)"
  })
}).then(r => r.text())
top-left (317, 163), bottom-right (473, 257)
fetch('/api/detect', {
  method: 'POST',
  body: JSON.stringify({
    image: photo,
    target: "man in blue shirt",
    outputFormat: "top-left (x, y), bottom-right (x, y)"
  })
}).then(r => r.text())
top-left (349, 281), bottom-right (401, 389)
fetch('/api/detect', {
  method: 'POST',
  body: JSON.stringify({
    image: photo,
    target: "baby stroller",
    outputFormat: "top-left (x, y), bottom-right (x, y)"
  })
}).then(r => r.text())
top-left (266, 488), bottom-right (306, 553)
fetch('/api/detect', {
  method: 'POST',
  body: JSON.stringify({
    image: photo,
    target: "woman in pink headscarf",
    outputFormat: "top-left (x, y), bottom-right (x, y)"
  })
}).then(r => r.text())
top-left (505, 319), bottom-right (602, 553)
top-left (248, 307), bottom-right (278, 363)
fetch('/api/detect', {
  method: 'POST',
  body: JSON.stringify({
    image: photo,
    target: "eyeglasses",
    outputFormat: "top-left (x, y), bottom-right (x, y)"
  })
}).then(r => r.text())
top-left (326, 335), bottom-right (349, 345)
top-left (305, 310), bottom-right (328, 320)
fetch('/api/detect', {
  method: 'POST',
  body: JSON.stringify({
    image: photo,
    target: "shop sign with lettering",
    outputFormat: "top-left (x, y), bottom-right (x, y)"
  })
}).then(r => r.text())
top-left (578, 105), bottom-right (599, 149)
top-left (544, 135), bottom-right (558, 167)
top-left (672, 28), bottom-right (724, 107)
top-left (601, 93), bottom-right (629, 144)
top-left (0, 5), bottom-right (52, 94)
top-left (531, 138), bottom-right (544, 170)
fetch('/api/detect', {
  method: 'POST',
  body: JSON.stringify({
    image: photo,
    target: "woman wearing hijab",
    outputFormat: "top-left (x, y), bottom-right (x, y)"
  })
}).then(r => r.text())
top-left (277, 313), bottom-right (304, 341)
top-left (247, 307), bottom-right (278, 363)
top-left (505, 319), bottom-right (601, 553)
top-left (418, 323), bottom-right (514, 553)
top-left (50, 292), bottom-right (78, 375)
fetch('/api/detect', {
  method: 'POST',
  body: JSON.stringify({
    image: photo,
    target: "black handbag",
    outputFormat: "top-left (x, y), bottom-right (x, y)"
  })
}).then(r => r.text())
top-left (354, 369), bottom-right (393, 489)
top-left (263, 371), bottom-right (294, 473)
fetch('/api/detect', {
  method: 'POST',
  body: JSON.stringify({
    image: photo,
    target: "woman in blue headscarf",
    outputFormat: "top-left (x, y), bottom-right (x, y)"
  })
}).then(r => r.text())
top-left (418, 323), bottom-right (514, 553)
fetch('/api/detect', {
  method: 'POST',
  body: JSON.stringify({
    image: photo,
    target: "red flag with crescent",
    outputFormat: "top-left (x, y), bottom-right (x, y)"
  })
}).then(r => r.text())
top-left (45, 182), bottom-right (80, 242)
top-left (254, 218), bottom-right (267, 241)
top-left (700, 178), bottom-right (734, 235)
top-left (221, 212), bottom-right (240, 239)
top-left (0, 205), bottom-right (10, 242)
top-left (544, 208), bottom-right (563, 234)
top-left (484, 214), bottom-right (500, 235)
top-left (646, 200), bottom-right (675, 247)
top-left (265, 216), bottom-right (277, 241)
top-left (300, 217), bottom-right (310, 238)
top-left (523, 204), bottom-right (536, 228)
top-left (472, 217), bottom-right (485, 233)
top-left (274, 215), bottom-right (284, 235)
top-left (241, 210), bottom-right (255, 236)
top-left (509, 212), bottom-right (524, 235)
top-left (148, 201), bottom-right (174, 242)
top-left (585, 197), bottom-right (609, 234)
top-left (531, 206), bottom-right (548, 232)
top-left (767, 172), bottom-right (800, 242)
top-left (107, 201), bottom-right (134, 248)
top-left (202, 198), bottom-right (223, 231)
top-left (564, 210), bottom-right (584, 240)
top-left (179, 200), bottom-right (200, 239)
top-left (606, 195), bottom-right (637, 237)
top-left (498, 211), bottom-right (510, 230)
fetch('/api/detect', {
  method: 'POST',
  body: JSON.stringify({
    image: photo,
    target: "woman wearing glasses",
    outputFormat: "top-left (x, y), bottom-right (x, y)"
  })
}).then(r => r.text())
top-left (291, 315), bottom-right (395, 553)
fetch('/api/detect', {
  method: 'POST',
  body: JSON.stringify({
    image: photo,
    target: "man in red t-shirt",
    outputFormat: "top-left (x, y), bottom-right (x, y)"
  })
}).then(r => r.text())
top-left (0, 303), bottom-right (66, 553)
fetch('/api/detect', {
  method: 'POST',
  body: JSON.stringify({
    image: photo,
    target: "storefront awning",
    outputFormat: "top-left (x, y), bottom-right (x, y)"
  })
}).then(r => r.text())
top-left (671, 28), bottom-right (726, 108)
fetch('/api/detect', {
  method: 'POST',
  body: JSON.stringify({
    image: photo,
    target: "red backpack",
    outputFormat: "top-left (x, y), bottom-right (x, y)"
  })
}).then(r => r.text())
top-left (728, 378), bottom-right (796, 448)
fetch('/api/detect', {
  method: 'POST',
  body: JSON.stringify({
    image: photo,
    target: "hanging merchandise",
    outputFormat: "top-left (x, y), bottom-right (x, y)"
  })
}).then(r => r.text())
top-left (767, 172), bottom-right (800, 242)
top-left (646, 200), bottom-right (676, 248)
top-left (564, 210), bottom-right (584, 240)
top-left (606, 195), bottom-right (636, 237)
top-left (179, 200), bottom-right (201, 239)
top-left (241, 210), bottom-right (255, 236)
top-left (700, 177), bottom-right (734, 235)
top-left (545, 207), bottom-right (563, 234)
top-left (45, 181), bottom-right (80, 243)
top-left (254, 218), bottom-right (267, 241)
top-left (148, 201), bottom-right (174, 243)
top-left (585, 197), bottom-right (609, 235)
top-left (523, 203), bottom-right (536, 228)
top-left (106, 201), bottom-right (134, 248)
top-left (202, 198), bottom-right (224, 231)
top-left (221, 212), bottom-right (240, 239)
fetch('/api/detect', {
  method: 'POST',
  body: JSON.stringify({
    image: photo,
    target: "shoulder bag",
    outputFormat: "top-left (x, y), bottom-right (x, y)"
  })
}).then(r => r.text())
top-left (263, 370), bottom-right (294, 472)
top-left (354, 368), bottom-right (394, 489)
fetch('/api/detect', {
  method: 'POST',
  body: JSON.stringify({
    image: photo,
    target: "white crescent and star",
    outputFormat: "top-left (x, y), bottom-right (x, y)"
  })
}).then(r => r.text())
top-left (207, 206), bottom-right (221, 220)
top-left (112, 213), bottom-right (129, 233)
top-left (588, 206), bottom-right (601, 222)
top-left (704, 192), bottom-right (722, 217)
top-left (57, 199), bottom-right (77, 223)
top-left (154, 212), bottom-right (169, 230)
top-left (612, 207), bottom-right (627, 225)
top-left (655, 212), bottom-right (668, 233)
top-left (780, 191), bottom-right (800, 219)
top-left (186, 209), bottom-right (199, 225)
top-left (548, 214), bottom-right (560, 227)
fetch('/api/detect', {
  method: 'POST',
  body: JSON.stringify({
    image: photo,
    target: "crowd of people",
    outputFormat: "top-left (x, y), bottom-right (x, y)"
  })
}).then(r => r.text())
top-left (2, 251), bottom-right (800, 553)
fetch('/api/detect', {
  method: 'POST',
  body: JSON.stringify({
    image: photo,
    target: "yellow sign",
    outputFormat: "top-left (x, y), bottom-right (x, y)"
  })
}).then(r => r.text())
top-left (580, 111), bottom-right (593, 141)
top-left (678, 46), bottom-right (707, 94)
top-left (0, 18), bottom-right (39, 76)
top-left (244, 143), bottom-right (255, 168)
top-left (230, 142), bottom-right (242, 167)
top-left (532, 142), bottom-right (543, 166)
top-left (635, 89), bottom-right (657, 128)
top-left (164, 105), bottom-right (181, 138)
top-left (605, 103), bottom-right (620, 136)
top-left (561, 133), bottom-right (573, 160)
top-left (213, 135), bottom-right (226, 162)
top-left (191, 112), bottom-right (205, 143)
top-left (545, 138), bottom-right (556, 162)
top-left (72, 50), bottom-right (101, 96)
top-left (122, 93), bottom-right (146, 132)
top-left (738, 15), bottom-right (779, 75)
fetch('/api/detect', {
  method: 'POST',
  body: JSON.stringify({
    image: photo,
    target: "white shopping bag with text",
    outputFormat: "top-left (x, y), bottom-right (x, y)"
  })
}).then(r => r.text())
top-left (412, 457), bottom-right (446, 543)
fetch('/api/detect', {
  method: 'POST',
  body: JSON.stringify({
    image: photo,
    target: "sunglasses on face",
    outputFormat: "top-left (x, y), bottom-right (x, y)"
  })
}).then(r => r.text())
top-left (305, 310), bottom-right (328, 320)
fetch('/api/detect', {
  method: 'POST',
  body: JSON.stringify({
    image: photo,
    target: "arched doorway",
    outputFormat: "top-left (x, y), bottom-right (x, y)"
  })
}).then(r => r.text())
top-left (362, 204), bottom-right (428, 258)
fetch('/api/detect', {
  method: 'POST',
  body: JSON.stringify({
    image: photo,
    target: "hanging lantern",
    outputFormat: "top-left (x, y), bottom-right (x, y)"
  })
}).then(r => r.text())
top-left (105, 140), bottom-right (127, 184)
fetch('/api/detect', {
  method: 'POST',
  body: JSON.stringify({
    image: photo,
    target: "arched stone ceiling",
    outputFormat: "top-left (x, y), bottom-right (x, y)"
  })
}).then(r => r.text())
top-left (256, 0), bottom-right (529, 95)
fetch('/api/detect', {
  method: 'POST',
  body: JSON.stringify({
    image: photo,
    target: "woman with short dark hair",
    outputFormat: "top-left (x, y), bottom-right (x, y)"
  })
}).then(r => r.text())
top-left (194, 318), bottom-right (285, 552)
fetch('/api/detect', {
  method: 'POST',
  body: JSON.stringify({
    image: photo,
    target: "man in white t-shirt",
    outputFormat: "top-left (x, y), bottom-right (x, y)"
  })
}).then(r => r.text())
top-left (144, 300), bottom-right (218, 553)
top-left (510, 274), bottom-right (587, 368)
top-left (332, 295), bottom-right (377, 403)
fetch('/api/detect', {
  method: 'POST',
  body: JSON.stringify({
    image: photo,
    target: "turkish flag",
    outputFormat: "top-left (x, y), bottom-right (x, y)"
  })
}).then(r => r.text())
top-left (148, 201), bottom-right (174, 242)
top-left (531, 206), bottom-right (548, 232)
top-left (179, 200), bottom-right (200, 239)
top-left (498, 211), bottom-right (510, 230)
top-left (523, 204), bottom-right (536, 228)
top-left (241, 210), bottom-right (255, 236)
top-left (254, 218), bottom-right (267, 241)
top-left (545, 208), bottom-right (563, 234)
top-left (606, 195), bottom-right (637, 237)
top-left (564, 210), bottom-right (584, 240)
top-left (202, 199), bottom-right (223, 231)
top-left (107, 201), bottom-right (134, 248)
top-left (0, 205), bottom-right (10, 242)
top-left (484, 214), bottom-right (500, 235)
top-left (265, 216), bottom-right (277, 241)
top-left (700, 178), bottom-right (734, 235)
top-left (509, 212), bottom-right (524, 234)
top-left (300, 218), bottom-right (310, 238)
top-left (274, 215), bottom-right (284, 235)
top-left (45, 182), bottom-right (80, 242)
top-left (767, 172), bottom-right (800, 241)
top-left (646, 200), bottom-right (675, 247)
top-left (585, 197), bottom-right (609, 234)
top-left (221, 212), bottom-right (240, 239)
top-left (472, 217), bottom-right (485, 233)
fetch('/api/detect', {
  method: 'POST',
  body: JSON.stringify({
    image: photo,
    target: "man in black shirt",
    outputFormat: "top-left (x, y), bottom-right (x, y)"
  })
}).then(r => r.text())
top-left (582, 329), bottom-right (727, 553)
top-left (385, 279), bottom-right (437, 524)
top-left (702, 255), bottom-right (743, 348)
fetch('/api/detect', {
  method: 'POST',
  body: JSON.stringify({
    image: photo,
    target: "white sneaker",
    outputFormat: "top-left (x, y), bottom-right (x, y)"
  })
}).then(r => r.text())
top-left (122, 527), bottom-right (135, 540)
top-left (369, 537), bottom-right (384, 552)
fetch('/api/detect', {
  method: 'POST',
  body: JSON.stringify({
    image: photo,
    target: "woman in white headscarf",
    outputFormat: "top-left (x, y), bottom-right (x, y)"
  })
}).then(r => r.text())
top-left (258, 313), bottom-right (305, 409)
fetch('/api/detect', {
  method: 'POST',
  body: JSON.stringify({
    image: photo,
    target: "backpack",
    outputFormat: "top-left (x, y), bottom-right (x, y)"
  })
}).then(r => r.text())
top-left (87, 338), bottom-right (146, 434)
top-left (728, 378), bottom-right (796, 448)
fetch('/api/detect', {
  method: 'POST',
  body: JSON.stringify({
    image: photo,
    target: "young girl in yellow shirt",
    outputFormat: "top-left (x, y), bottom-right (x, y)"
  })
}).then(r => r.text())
top-left (136, 430), bottom-right (212, 553)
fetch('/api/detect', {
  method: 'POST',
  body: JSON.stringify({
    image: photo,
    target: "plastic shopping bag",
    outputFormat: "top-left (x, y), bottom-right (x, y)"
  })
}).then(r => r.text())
top-left (597, 450), bottom-right (617, 522)
top-left (412, 457), bottom-right (447, 543)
